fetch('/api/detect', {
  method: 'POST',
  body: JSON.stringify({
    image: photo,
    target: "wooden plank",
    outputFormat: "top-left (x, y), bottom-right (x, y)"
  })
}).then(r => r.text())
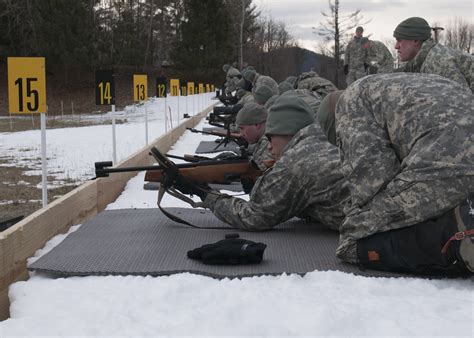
top-left (0, 106), bottom-right (213, 320)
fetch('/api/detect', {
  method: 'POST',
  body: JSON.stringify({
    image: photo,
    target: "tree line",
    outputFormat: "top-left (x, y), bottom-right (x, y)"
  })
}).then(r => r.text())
top-left (0, 0), bottom-right (297, 87)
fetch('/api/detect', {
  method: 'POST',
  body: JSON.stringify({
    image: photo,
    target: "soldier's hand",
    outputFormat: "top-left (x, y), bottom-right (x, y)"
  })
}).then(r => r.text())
top-left (343, 65), bottom-right (349, 75)
top-left (171, 175), bottom-right (209, 201)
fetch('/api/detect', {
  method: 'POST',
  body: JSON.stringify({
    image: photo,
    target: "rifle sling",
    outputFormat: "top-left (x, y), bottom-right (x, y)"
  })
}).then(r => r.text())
top-left (156, 184), bottom-right (232, 230)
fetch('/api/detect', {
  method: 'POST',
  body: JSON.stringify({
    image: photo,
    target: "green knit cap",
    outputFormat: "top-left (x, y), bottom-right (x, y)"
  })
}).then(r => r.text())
top-left (393, 17), bottom-right (431, 40)
top-left (265, 92), bottom-right (314, 136)
top-left (253, 85), bottom-right (274, 105)
top-left (317, 90), bottom-right (343, 146)
top-left (278, 81), bottom-right (294, 94)
top-left (236, 101), bottom-right (267, 126)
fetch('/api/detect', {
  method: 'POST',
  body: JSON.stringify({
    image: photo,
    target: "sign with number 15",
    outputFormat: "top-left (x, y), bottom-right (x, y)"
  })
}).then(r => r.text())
top-left (8, 57), bottom-right (47, 114)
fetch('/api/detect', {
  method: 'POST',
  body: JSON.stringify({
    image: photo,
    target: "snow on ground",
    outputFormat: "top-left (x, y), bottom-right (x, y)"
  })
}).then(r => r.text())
top-left (0, 94), bottom-right (473, 337)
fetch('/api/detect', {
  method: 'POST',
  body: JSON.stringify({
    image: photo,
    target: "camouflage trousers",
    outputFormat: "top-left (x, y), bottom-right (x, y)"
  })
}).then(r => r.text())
top-left (337, 176), bottom-right (474, 263)
top-left (345, 68), bottom-right (366, 86)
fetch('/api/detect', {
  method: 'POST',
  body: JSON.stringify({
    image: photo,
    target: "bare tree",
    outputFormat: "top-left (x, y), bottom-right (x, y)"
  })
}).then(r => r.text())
top-left (312, 0), bottom-right (369, 87)
top-left (440, 17), bottom-right (473, 53)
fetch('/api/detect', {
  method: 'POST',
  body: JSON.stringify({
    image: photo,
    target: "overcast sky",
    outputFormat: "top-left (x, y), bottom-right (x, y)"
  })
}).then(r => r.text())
top-left (254, 0), bottom-right (473, 52)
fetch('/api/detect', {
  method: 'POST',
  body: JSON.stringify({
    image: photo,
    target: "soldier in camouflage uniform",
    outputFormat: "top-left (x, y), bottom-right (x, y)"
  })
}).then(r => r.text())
top-left (223, 63), bottom-right (242, 94)
top-left (199, 93), bottom-right (349, 231)
top-left (235, 101), bottom-right (273, 171)
top-left (294, 71), bottom-right (339, 98)
top-left (235, 78), bottom-right (254, 105)
top-left (242, 68), bottom-right (279, 96)
top-left (283, 88), bottom-right (323, 119)
top-left (360, 37), bottom-right (394, 73)
top-left (318, 73), bottom-right (474, 274)
top-left (393, 17), bottom-right (473, 93)
top-left (343, 26), bottom-right (367, 86)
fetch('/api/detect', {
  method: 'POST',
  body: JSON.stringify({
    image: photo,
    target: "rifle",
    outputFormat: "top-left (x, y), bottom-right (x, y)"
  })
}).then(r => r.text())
top-left (218, 92), bottom-right (239, 106)
top-left (94, 147), bottom-right (274, 227)
top-left (187, 127), bottom-right (248, 148)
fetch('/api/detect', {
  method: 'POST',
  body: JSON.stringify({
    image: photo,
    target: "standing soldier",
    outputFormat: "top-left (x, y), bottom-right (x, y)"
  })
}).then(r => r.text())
top-left (360, 37), bottom-right (394, 73)
top-left (393, 17), bottom-right (473, 93)
top-left (344, 26), bottom-right (367, 86)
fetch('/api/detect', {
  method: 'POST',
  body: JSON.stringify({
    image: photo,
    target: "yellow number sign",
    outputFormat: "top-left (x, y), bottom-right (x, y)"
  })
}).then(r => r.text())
top-left (206, 84), bottom-right (210, 93)
top-left (133, 74), bottom-right (148, 102)
top-left (187, 82), bottom-right (195, 95)
top-left (8, 57), bottom-right (46, 114)
top-left (170, 79), bottom-right (180, 96)
top-left (198, 83), bottom-right (204, 94)
top-left (211, 85), bottom-right (215, 92)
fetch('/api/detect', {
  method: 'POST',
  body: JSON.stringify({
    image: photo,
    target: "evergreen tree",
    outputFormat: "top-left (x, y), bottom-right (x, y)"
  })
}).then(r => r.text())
top-left (171, 0), bottom-right (233, 82)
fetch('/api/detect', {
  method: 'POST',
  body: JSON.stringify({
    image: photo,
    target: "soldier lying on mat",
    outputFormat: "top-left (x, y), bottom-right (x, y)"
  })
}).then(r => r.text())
top-left (173, 92), bottom-right (349, 232)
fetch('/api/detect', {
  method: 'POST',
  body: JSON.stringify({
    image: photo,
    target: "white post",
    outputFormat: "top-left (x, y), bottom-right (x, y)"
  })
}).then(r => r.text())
top-left (112, 104), bottom-right (117, 163)
top-left (9, 113), bottom-right (13, 131)
top-left (177, 94), bottom-right (180, 124)
top-left (186, 93), bottom-right (188, 117)
top-left (145, 106), bottom-right (149, 145)
top-left (165, 96), bottom-right (168, 133)
top-left (40, 113), bottom-right (48, 207)
top-left (71, 101), bottom-right (74, 116)
top-left (61, 100), bottom-right (64, 117)
top-left (193, 92), bottom-right (195, 116)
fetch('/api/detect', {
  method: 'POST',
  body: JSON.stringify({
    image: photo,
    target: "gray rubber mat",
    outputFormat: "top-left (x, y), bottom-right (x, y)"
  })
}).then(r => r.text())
top-left (28, 208), bottom-right (461, 279)
top-left (195, 141), bottom-right (241, 154)
top-left (144, 182), bottom-right (244, 192)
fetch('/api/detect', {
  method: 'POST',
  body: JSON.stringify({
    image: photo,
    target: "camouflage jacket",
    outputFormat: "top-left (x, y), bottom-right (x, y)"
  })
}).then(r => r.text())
top-left (225, 66), bottom-right (241, 92)
top-left (397, 38), bottom-right (473, 93)
top-left (237, 91), bottom-right (255, 105)
top-left (367, 40), bottom-right (394, 73)
top-left (336, 73), bottom-right (474, 253)
top-left (253, 74), bottom-right (279, 96)
top-left (293, 89), bottom-right (323, 119)
top-left (203, 123), bottom-right (349, 231)
top-left (249, 135), bottom-right (273, 171)
top-left (295, 71), bottom-right (339, 97)
top-left (344, 37), bottom-right (366, 69)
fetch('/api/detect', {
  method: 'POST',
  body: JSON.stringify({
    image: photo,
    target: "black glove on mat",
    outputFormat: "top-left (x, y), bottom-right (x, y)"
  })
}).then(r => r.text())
top-left (187, 238), bottom-right (267, 265)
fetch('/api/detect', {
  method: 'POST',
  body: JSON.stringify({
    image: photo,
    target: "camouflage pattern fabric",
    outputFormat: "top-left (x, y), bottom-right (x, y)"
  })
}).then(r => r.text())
top-left (203, 123), bottom-right (349, 231)
top-left (237, 91), bottom-right (255, 105)
top-left (335, 73), bottom-right (474, 263)
top-left (396, 38), bottom-right (473, 93)
top-left (253, 74), bottom-right (279, 96)
top-left (295, 71), bottom-right (339, 97)
top-left (344, 37), bottom-right (367, 85)
top-left (225, 66), bottom-right (241, 93)
top-left (248, 135), bottom-right (273, 171)
top-left (293, 89), bottom-right (323, 119)
top-left (366, 40), bottom-right (394, 73)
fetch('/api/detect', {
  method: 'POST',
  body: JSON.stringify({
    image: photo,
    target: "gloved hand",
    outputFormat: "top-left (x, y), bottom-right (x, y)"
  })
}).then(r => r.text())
top-left (170, 174), bottom-right (209, 201)
top-left (343, 65), bottom-right (349, 75)
top-left (187, 237), bottom-right (267, 265)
